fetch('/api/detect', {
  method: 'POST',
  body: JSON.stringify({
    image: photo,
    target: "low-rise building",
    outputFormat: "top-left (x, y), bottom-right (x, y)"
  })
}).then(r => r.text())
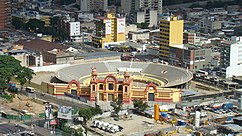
top-left (169, 44), bottom-right (212, 71)
top-left (183, 31), bottom-right (196, 45)
top-left (199, 16), bottom-right (222, 33)
top-left (15, 39), bottom-right (69, 65)
top-left (125, 24), bottom-right (138, 36)
top-left (128, 29), bottom-right (150, 42)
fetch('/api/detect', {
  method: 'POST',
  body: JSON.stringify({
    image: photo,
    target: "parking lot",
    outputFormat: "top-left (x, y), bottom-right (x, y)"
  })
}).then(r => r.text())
top-left (89, 114), bottom-right (171, 136)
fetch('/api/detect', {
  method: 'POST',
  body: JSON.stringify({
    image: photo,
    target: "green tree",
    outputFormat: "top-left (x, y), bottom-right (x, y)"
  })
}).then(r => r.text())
top-left (15, 67), bottom-right (35, 91)
top-left (25, 19), bottom-right (45, 33)
top-left (43, 27), bottom-right (57, 36)
top-left (0, 55), bottom-right (34, 92)
top-left (12, 17), bottom-right (25, 29)
top-left (133, 99), bottom-right (149, 112)
top-left (110, 99), bottom-right (123, 116)
top-left (50, 16), bottom-right (60, 27)
top-left (0, 78), bottom-right (7, 92)
top-left (0, 55), bottom-right (21, 81)
top-left (136, 22), bottom-right (149, 29)
top-left (78, 106), bottom-right (102, 123)
top-left (140, 22), bottom-right (149, 29)
top-left (79, 108), bottom-right (93, 122)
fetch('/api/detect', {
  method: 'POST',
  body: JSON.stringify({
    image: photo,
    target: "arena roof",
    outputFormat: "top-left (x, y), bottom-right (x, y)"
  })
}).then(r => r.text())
top-left (56, 61), bottom-right (193, 88)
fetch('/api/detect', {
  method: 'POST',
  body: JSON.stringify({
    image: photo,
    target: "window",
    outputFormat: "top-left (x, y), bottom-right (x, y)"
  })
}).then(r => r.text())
top-left (92, 85), bottom-right (95, 91)
top-left (125, 86), bottom-right (128, 92)
top-left (108, 83), bottom-right (114, 90)
top-left (118, 85), bottom-right (123, 91)
top-left (99, 84), bottom-right (103, 90)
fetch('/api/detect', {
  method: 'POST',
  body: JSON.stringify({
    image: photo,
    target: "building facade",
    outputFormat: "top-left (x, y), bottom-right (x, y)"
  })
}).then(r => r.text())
top-left (47, 68), bottom-right (182, 103)
top-left (0, 0), bottom-right (11, 29)
top-left (92, 13), bottom-right (126, 48)
top-left (128, 29), bottom-right (150, 42)
top-left (121, 0), bottom-right (162, 14)
top-left (169, 45), bottom-right (212, 71)
top-left (132, 9), bottom-right (158, 27)
top-left (199, 16), bottom-right (222, 33)
top-left (183, 32), bottom-right (196, 45)
top-left (220, 41), bottom-right (242, 78)
top-left (68, 22), bottom-right (81, 42)
top-left (78, 0), bottom-right (108, 12)
top-left (159, 16), bottom-right (184, 61)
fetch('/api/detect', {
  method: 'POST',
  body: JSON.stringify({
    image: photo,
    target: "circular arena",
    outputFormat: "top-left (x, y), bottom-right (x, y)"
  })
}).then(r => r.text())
top-left (56, 61), bottom-right (193, 88)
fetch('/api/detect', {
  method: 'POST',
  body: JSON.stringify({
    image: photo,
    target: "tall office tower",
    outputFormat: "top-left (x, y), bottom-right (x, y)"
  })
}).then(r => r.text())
top-left (121, 0), bottom-right (162, 14)
top-left (0, 0), bottom-right (11, 29)
top-left (159, 16), bottom-right (184, 61)
top-left (92, 12), bottom-right (126, 48)
top-left (78, 0), bottom-right (108, 12)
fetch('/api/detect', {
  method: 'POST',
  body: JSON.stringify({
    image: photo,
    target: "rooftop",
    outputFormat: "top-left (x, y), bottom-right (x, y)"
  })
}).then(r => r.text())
top-left (15, 39), bottom-right (68, 52)
top-left (221, 124), bottom-right (242, 132)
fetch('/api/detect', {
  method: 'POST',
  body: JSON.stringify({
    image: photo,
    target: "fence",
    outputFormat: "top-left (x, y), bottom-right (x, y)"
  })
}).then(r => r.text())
top-left (1, 112), bottom-right (33, 121)
top-left (39, 113), bottom-right (45, 118)
top-left (64, 92), bottom-right (89, 103)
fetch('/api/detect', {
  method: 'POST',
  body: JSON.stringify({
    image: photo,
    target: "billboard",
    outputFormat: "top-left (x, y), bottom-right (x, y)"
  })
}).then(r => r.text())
top-left (57, 106), bottom-right (72, 120)
top-left (105, 19), bottom-right (112, 35)
top-left (117, 18), bottom-right (125, 34)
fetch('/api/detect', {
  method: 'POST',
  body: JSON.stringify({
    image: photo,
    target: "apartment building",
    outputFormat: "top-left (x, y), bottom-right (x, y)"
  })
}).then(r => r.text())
top-left (121, 0), bottom-right (162, 14)
top-left (0, 0), bottom-right (11, 29)
top-left (220, 40), bottom-right (242, 78)
top-left (92, 13), bottom-right (126, 48)
top-left (184, 32), bottom-right (196, 45)
top-left (159, 16), bottom-right (184, 61)
top-left (169, 45), bottom-right (212, 71)
top-left (78, 0), bottom-right (108, 12)
top-left (59, 15), bottom-right (81, 43)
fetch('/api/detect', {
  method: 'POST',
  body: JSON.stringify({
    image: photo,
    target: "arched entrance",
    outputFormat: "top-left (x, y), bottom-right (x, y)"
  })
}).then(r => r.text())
top-left (145, 83), bottom-right (157, 101)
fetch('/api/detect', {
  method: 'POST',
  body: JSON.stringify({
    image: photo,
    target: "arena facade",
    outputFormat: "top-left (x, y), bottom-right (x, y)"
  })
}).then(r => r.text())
top-left (48, 61), bottom-right (193, 103)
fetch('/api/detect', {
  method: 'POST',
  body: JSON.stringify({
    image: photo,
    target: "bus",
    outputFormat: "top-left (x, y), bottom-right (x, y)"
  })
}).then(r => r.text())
top-left (197, 70), bottom-right (209, 76)
top-left (26, 87), bottom-right (35, 93)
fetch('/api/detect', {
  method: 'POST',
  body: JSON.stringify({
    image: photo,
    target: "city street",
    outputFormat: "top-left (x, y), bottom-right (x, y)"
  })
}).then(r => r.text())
top-left (34, 91), bottom-right (90, 109)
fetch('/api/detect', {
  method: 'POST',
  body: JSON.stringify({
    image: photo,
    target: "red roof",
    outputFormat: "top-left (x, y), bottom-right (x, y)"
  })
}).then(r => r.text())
top-left (15, 39), bottom-right (68, 52)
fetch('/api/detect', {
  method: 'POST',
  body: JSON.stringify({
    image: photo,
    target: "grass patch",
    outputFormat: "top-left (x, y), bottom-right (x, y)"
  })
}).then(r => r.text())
top-left (0, 93), bottom-right (13, 102)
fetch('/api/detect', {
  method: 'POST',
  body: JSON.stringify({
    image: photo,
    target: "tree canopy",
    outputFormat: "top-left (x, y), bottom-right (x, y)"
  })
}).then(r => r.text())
top-left (110, 99), bottom-right (123, 116)
top-left (136, 22), bottom-right (149, 29)
top-left (78, 106), bottom-right (102, 122)
top-left (0, 55), bottom-right (34, 91)
top-left (25, 19), bottom-right (45, 33)
top-left (133, 99), bottom-right (149, 112)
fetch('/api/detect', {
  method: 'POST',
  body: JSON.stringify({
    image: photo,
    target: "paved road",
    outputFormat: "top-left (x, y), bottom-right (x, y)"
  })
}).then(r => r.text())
top-left (34, 91), bottom-right (90, 109)
top-left (0, 122), bottom-right (30, 135)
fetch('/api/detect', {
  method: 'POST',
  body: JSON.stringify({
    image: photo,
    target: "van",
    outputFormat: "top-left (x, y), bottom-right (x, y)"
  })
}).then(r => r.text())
top-left (26, 87), bottom-right (35, 93)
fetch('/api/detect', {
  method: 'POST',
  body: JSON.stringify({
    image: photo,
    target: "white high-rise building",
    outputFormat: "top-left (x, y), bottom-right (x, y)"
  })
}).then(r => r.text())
top-left (69, 22), bottom-right (81, 42)
top-left (133, 9), bottom-right (158, 27)
top-left (220, 39), bottom-right (242, 78)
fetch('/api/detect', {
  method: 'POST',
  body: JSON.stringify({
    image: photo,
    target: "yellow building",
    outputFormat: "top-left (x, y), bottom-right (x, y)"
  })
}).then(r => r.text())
top-left (45, 68), bottom-right (182, 103)
top-left (40, 15), bottom-right (51, 27)
top-left (40, 35), bottom-right (53, 42)
top-left (92, 12), bottom-right (126, 48)
top-left (159, 16), bottom-right (184, 61)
